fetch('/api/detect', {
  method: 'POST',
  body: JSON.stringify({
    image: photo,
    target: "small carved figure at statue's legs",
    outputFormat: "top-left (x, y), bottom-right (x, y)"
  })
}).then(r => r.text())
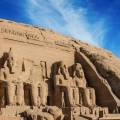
top-left (79, 90), bottom-right (83, 105)
top-left (32, 115), bottom-right (37, 120)
top-left (37, 96), bottom-right (41, 107)
top-left (61, 92), bottom-right (65, 107)
top-left (74, 88), bottom-right (79, 105)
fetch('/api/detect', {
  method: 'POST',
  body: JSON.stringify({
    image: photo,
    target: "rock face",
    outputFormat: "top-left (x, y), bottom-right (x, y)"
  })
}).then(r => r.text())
top-left (0, 19), bottom-right (120, 120)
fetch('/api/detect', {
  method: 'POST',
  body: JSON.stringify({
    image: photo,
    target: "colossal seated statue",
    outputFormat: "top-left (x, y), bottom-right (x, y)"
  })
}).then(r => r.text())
top-left (73, 63), bottom-right (96, 108)
top-left (54, 62), bottom-right (96, 108)
top-left (0, 48), bottom-right (17, 106)
top-left (30, 64), bottom-right (48, 106)
top-left (54, 61), bottom-right (77, 107)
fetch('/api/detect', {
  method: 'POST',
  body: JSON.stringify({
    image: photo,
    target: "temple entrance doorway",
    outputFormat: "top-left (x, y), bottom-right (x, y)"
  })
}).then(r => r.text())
top-left (0, 81), bottom-right (8, 107)
top-left (24, 83), bottom-right (32, 106)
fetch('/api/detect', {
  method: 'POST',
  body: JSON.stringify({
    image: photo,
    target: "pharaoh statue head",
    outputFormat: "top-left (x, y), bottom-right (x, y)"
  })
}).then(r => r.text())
top-left (73, 63), bottom-right (85, 79)
top-left (58, 61), bottom-right (69, 80)
top-left (0, 48), bottom-right (16, 73)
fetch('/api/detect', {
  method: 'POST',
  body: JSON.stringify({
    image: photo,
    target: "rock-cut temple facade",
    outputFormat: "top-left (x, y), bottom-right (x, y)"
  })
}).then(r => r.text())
top-left (0, 19), bottom-right (120, 120)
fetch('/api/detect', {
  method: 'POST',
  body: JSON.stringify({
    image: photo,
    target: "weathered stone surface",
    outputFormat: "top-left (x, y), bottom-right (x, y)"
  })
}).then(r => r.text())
top-left (0, 116), bottom-right (22, 120)
top-left (0, 19), bottom-right (120, 120)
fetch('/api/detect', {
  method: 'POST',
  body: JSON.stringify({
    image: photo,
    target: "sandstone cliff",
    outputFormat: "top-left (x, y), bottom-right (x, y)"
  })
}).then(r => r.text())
top-left (0, 19), bottom-right (120, 120)
top-left (73, 40), bottom-right (120, 99)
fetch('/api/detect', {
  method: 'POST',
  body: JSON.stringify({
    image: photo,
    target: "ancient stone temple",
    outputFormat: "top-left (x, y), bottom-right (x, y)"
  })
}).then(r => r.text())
top-left (0, 19), bottom-right (120, 120)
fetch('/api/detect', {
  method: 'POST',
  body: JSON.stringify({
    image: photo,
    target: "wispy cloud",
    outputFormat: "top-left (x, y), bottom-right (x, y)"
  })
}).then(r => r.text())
top-left (25, 0), bottom-right (107, 47)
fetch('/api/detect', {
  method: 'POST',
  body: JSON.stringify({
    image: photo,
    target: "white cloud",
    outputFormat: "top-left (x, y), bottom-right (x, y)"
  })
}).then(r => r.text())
top-left (25, 0), bottom-right (107, 47)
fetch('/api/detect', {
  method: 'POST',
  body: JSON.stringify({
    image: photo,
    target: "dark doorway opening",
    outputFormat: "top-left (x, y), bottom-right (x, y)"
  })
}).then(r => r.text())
top-left (47, 96), bottom-right (50, 105)
top-left (24, 83), bottom-right (32, 106)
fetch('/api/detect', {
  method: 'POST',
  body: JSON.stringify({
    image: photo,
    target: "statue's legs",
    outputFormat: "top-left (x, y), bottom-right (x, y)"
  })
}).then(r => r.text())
top-left (41, 83), bottom-right (48, 106)
top-left (83, 87), bottom-right (96, 107)
top-left (17, 82), bottom-right (24, 105)
top-left (32, 84), bottom-right (38, 106)
top-left (74, 88), bottom-right (79, 105)
top-left (67, 87), bottom-right (73, 106)
top-left (8, 81), bottom-right (15, 105)
top-left (0, 69), bottom-right (5, 80)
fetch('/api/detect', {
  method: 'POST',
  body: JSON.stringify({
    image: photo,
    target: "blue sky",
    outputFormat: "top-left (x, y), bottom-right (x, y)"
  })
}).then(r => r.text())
top-left (0, 0), bottom-right (120, 57)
